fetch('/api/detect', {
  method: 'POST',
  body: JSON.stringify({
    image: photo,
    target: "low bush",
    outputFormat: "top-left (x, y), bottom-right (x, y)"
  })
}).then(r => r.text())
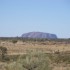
top-left (5, 50), bottom-right (52, 70)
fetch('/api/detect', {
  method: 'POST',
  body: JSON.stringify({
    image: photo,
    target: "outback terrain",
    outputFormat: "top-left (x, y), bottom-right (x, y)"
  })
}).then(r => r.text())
top-left (0, 37), bottom-right (70, 70)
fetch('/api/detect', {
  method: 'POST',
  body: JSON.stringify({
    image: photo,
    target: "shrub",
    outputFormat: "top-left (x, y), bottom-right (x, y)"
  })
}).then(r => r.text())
top-left (12, 40), bottom-right (18, 44)
top-left (5, 50), bottom-right (52, 70)
top-left (0, 46), bottom-right (8, 61)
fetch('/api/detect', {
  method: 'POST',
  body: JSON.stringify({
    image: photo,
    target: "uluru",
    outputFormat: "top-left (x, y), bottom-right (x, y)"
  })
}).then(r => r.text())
top-left (21, 32), bottom-right (57, 39)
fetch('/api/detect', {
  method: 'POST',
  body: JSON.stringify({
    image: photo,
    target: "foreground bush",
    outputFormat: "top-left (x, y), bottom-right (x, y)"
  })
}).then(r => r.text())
top-left (5, 50), bottom-right (52, 70)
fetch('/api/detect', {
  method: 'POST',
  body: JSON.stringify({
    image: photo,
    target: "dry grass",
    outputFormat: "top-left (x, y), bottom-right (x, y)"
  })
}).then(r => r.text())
top-left (0, 40), bottom-right (70, 70)
top-left (0, 40), bottom-right (70, 55)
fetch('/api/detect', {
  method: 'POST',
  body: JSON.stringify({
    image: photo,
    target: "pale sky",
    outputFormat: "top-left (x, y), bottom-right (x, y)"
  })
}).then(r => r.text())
top-left (0, 0), bottom-right (70, 38)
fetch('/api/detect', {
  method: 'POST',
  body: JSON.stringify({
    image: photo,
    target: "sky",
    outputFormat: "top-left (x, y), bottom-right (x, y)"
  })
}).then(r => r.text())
top-left (0, 0), bottom-right (70, 38)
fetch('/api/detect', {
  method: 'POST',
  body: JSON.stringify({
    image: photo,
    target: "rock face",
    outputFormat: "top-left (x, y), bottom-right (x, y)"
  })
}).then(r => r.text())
top-left (21, 32), bottom-right (57, 39)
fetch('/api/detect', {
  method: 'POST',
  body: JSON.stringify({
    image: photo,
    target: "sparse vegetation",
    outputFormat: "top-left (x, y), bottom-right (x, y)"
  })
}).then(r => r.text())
top-left (0, 37), bottom-right (70, 70)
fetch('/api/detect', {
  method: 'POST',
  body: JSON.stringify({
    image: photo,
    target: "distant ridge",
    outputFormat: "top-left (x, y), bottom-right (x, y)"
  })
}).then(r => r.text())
top-left (21, 32), bottom-right (57, 39)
